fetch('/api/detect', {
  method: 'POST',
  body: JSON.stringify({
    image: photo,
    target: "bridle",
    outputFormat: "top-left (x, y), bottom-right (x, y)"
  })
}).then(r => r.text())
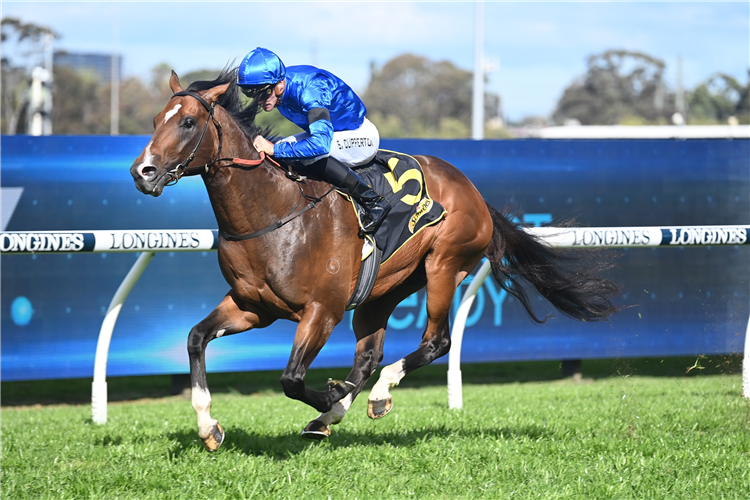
top-left (163, 90), bottom-right (333, 241)
top-left (165, 91), bottom-right (225, 185)
top-left (165, 90), bottom-right (283, 185)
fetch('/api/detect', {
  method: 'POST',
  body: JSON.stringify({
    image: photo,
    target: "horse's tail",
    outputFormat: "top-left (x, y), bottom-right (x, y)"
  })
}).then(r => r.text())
top-left (483, 202), bottom-right (619, 323)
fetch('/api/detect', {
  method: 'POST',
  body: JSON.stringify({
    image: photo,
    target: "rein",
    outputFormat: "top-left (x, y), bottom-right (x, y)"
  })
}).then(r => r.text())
top-left (167, 90), bottom-right (332, 241)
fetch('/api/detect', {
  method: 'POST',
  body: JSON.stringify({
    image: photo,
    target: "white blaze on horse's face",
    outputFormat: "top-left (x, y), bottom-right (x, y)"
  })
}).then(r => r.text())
top-left (142, 142), bottom-right (154, 164)
top-left (135, 142), bottom-right (156, 179)
top-left (164, 104), bottom-right (182, 124)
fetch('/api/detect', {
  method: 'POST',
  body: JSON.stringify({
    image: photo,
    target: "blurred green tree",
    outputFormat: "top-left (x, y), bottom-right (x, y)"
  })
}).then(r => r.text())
top-left (363, 53), bottom-right (503, 138)
top-left (1, 17), bottom-right (60, 134)
top-left (53, 65), bottom-right (161, 135)
top-left (51, 65), bottom-right (107, 134)
top-left (688, 72), bottom-right (750, 124)
top-left (552, 50), bottom-right (674, 125)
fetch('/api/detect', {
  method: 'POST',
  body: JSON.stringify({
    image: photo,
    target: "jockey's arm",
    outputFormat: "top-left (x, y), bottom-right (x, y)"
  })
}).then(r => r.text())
top-left (273, 108), bottom-right (333, 159)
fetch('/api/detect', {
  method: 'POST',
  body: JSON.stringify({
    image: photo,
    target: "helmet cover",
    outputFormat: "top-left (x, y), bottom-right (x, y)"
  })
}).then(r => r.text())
top-left (238, 47), bottom-right (286, 87)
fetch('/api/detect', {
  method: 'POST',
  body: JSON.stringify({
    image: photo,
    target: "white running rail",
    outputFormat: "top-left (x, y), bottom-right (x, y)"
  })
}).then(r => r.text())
top-left (2, 226), bottom-right (749, 420)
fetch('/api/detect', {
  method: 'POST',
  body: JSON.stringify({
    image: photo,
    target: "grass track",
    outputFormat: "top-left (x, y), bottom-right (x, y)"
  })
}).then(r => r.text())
top-left (3, 358), bottom-right (749, 499)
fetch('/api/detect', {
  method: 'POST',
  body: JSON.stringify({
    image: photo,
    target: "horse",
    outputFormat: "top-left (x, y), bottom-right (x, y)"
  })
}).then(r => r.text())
top-left (130, 68), bottom-right (618, 451)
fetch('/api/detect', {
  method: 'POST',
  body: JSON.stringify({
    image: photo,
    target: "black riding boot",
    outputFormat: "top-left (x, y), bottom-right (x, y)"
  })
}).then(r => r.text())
top-left (318, 157), bottom-right (391, 234)
top-left (345, 172), bottom-right (392, 234)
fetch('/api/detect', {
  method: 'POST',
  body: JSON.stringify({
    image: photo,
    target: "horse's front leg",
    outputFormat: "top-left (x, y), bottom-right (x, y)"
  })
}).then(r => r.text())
top-left (188, 290), bottom-right (274, 451)
top-left (301, 329), bottom-right (385, 440)
top-left (301, 282), bottom-right (424, 440)
top-left (279, 302), bottom-right (350, 414)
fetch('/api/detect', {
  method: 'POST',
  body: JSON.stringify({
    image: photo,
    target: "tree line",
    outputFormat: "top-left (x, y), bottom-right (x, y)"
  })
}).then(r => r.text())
top-left (2, 17), bottom-right (748, 137)
top-left (552, 50), bottom-right (749, 126)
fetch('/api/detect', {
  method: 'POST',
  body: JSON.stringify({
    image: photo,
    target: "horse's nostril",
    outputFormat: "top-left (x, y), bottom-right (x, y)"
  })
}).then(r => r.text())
top-left (140, 165), bottom-right (157, 180)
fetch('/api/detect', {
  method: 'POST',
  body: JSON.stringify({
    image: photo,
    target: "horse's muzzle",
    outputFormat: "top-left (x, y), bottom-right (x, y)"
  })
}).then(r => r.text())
top-left (130, 162), bottom-right (168, 197)
top-left (138, 164), bottom-right (158, 182)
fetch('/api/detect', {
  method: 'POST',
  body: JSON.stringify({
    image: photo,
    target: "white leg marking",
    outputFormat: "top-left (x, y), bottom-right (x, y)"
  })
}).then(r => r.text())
top-left (369, 359), bottom-right (406, 402)
top-left (164, 104), bottom-right (182, 124)
top-left (191, 385), bottom-right (218, 439)
top-left (315, 393), bottom-right (353, 426)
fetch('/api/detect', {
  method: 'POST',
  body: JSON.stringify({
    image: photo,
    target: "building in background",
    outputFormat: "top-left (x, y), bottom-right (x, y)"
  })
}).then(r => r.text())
top-left (53, 51), bottom-right (121, 83)
top-left (53, 50), bottom-right (122, 134)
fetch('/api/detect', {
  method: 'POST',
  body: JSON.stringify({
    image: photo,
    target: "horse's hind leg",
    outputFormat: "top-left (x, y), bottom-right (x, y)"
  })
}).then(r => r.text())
top-left (188, 291), bottom-right (274, 451)
top-left (367, 255), bottom-right (480, 419)
top-left (365, 312), bottom-right (447, 418)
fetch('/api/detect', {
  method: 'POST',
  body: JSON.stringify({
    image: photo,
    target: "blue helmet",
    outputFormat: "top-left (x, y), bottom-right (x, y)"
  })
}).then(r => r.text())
top-left (237, 47), bottom-right (286, 87)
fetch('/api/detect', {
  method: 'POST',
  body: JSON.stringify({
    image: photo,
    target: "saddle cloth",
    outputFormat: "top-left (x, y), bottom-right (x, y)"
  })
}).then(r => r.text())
top-left (348, 150), bottom-right (447, 264)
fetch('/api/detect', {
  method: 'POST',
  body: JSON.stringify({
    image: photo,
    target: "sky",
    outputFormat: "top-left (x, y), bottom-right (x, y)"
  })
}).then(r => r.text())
top-left (3, 0), bottom-right (749, 121)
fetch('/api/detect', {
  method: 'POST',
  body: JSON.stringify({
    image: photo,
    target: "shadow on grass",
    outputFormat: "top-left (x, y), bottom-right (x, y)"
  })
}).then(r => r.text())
top-left (162, 423), bottom-right (553, 461)
top-left (2, 355), bottom-right (741, 407)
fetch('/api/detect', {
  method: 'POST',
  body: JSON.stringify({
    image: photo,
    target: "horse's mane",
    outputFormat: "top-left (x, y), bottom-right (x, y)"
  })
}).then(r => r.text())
top-left (185, 66), bottom-right (274, 141)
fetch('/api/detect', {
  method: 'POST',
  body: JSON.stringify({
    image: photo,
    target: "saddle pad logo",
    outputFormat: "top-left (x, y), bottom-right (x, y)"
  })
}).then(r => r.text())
top-left (409, 197), bottom-right (434, 233)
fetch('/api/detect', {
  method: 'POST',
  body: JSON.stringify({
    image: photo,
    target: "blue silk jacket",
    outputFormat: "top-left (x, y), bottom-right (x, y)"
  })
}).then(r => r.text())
top-left (273, 65), bottom-right (367, 159)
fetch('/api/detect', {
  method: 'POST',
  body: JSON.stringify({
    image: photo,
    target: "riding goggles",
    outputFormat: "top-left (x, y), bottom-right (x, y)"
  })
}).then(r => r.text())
top-left (239, 84), bottom-right (273, 99)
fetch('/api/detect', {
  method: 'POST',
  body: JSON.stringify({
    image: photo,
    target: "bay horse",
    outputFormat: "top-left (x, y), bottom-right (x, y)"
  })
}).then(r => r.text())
top-left (130, 68), bottom-right (617, 450)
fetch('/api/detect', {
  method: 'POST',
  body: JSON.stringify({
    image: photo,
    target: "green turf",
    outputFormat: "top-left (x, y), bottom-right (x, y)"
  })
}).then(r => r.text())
top-left (2, 358), bottom-right (749, 499)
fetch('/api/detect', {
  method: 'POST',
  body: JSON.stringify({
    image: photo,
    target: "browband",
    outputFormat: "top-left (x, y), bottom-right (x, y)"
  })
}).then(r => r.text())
top-left (172, 91), bottom-right (212, 112)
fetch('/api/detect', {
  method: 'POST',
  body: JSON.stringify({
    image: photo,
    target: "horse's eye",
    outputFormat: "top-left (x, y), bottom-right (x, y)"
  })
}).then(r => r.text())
top-left (183, 118), bottom-right (196, 129)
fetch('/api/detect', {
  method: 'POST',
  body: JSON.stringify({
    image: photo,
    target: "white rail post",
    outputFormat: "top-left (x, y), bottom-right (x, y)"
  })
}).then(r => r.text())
top-left (92, 251), bottom-right (155, 424)
top-left (448, 259), bottom-right (492, 409)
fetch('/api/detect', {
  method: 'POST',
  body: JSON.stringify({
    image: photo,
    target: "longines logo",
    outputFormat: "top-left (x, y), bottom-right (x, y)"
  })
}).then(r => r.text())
top-left (667, 227), bottom-right (747, 246)
top-left (572, 229), bottom-right (652, 246)
top-left (0, 232), bottom-right (86, 252)
top-left (108, 231), bottom-right (203, 250)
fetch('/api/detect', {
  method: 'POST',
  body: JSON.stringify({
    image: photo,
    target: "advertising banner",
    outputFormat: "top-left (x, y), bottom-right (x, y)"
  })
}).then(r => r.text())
top-left (2, 136), bottom-right (748, 381)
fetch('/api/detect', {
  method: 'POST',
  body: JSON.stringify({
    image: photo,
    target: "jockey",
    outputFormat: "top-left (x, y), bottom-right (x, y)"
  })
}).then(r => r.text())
top-left (238, 47), bottom-right (391, 234)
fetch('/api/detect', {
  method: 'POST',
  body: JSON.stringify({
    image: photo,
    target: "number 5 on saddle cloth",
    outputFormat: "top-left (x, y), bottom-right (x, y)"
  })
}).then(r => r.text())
top-left (342, 150), bottom-right (447, 309)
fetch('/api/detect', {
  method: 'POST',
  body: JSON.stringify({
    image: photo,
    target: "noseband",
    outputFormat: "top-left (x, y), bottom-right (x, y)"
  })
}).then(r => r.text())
top-left (166, 91), bottom-right (224, 185)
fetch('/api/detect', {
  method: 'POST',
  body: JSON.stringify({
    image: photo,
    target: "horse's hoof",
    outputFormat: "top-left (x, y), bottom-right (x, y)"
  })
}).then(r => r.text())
top-left (201, 422), bottom-right (225, 452)
top-left (367, 398), bottom-right (393, 419)
top-left (301, 419), bottom-right (330, 441)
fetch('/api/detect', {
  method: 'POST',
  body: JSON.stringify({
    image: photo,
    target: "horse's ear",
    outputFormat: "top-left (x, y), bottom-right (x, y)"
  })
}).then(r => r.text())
top-left (203, 82), bottom-right (231, 103)
top-left (169, 71), bottom-right (184, 93)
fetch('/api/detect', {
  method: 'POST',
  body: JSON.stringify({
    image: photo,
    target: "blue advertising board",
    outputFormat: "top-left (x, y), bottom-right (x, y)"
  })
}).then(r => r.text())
top-left (2, 135), bottom-right (748, 381)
